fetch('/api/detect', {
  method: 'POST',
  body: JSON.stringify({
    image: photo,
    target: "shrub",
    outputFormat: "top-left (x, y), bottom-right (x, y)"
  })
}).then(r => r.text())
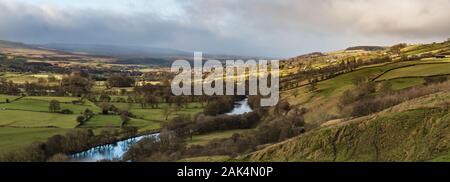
top-left (60, 109), bottom-right (74, 114)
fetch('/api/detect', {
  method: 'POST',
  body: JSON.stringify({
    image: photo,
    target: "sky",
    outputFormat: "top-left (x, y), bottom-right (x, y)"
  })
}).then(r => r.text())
top-left (0, 0), bottom-right (449, 58)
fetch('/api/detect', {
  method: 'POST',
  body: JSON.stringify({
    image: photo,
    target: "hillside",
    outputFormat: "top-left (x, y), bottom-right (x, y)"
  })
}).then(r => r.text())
top-left (240, 91), bottom-right (450, 162)
top-left (235, 40), bottom-right (450, 162)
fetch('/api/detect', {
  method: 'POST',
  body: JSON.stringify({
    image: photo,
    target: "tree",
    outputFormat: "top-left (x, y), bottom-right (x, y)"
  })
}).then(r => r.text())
top-left (99, 94), bottom-right (111, 102)
top-left (76, 115), bottom-right (86, 125)
top-left (204, 101), bottom-right (221, 116)
top-left (308, 79), bottom-right (317, 92)
top-left (162, 87), bottom-right (172, 103)
top-left (83, 108), bottom-right (94, 120)
top-left (424, 76), bottom-right (448, 86)
top-left (379, 81), bottom-right (393, 96)
top-left (99, 102), bottom-right (111, 115)
top-left (173, 96), bottom-right (185, 111)
top-left (162, 107), bottom-right (174, 121)
top-left (292, 90), bottom-right (299, 98)
top-left (390, 43), bottom-right (407, 54)
top-left (49, 100), bottom-right (61, 113)
top-left (120, 112), bottom-right (130, 128)
top-left (47, 153), bottom-right (69, 162)
top-left (61, 72), bottom-right (93, 97)
top-left (275, 100), bottom-right (290, 115)
top-left (126, 96), bottom-right (134, 103)
top-left (107, 75), bottom-right (135, 87)
top-left (145, 94), bottom-right (159, 108)
top-left (46, 135), bottom-right (66, 155)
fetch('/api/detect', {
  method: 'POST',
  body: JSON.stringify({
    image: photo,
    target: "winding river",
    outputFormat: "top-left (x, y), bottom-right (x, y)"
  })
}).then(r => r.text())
top-left (71, 98), bottom-right (252, 162)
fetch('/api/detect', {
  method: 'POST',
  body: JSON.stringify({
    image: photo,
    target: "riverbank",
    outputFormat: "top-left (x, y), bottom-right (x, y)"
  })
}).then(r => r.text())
top-left (71, 131), bottom-right (160, 162)
top-left (71, 98), bottom-right (253, 162)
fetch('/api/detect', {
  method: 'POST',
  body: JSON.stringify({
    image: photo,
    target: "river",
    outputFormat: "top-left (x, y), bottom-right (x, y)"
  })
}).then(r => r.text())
top-left (71, 98), bottom-right (252, 162)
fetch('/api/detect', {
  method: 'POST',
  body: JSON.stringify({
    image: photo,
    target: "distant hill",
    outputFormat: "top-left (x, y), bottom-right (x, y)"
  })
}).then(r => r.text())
top-left (346, 46), bottom-right (386, 51)
top-left (37, 43), bottom-right (191, 57)
top-left (0, 40), bottom-right (38, 49)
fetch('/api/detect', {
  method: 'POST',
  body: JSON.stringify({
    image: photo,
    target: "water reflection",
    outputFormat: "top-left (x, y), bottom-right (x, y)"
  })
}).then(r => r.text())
top-left (71, 134), bottom-right (159, 162)
top-left (226, 98), bottom-right (253, 115)
top-left (72, 98), bottom-right (252, 162)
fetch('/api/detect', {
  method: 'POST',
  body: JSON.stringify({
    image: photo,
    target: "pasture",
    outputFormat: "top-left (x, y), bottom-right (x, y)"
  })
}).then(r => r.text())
top-left (0, 127), bottom-right (69, 154)
top-left (0, 94), bottom-right (20, 102)
top-left (0, 72), bottom-right (62, 85)
top-left (384, 78), bottom-right (425, 91)
top-left (0, 110), bottom-right (78, 128)
top-left (187, 129), bottom-right (253, 147)
top-left (0, 94), bottom-right (203, 153)
top-left (376, 63), bottom-right (450, 81)
top-left (1, 97), bottom-right (100, 113)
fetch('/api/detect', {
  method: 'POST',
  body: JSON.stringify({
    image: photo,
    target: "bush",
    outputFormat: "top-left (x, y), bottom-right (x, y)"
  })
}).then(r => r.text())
top-left (340, 79), bottom-right (450, 117)
top-left (203, 96), bottom-right (235, 116)
top-left (424, 76), bottom-right (448, 86)
top-left (47, 153), bottom-right (69, 162)
top-left (60, 109), bottom-right (74, 114)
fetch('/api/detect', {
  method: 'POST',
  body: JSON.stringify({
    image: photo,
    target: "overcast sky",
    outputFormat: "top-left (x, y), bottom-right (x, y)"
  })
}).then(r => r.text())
top-left (0, 0), bottom-right (449, 57)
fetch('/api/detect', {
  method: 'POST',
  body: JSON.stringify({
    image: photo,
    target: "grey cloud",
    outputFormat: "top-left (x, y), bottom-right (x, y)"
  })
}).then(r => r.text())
top-left (0, 0), bottom-right (449, 57)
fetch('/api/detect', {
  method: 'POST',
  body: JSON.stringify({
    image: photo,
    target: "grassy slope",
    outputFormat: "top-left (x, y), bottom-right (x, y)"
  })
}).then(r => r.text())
top-left (284, 59), bottom-right (450, 123)
top-left (402, 41), bottom-right (450, 56)
top-left (385, 78), bottom-right (425, 90)
top-left (376, 62), bottom-right (450, 81)
top-left (240, 92), bottom-right (450, 162)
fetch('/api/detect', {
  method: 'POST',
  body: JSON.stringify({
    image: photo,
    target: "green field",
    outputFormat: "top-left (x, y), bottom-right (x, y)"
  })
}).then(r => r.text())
top-left (113, 102), bottom-right (203, 122)
top-left (384, 77), bottom-right (425, 90)
top-left (376, 63), bottom-right (450, 81)
top-left (315, 60), bottom-right (450, 98)
top-left (81, 115), bottom-right (160, 131)
top-left (26, 96), bottom-right (81, 102)
top-left (0, 110), bottom-right (78, 128)
top-left (0, 94), bottom-right (20, 102)
top-left (1, 98), bottom-right (100, 114)
top-left (403, 42), bottom-right (450, 56)
top-left (284, 59), bottom-right (450, 123)
top-left (187, 129), bottom-right (253, 146)
top-left (0, 127), bottom-right (69, 154)
top-left (0, 93), bottom-right (204, 153)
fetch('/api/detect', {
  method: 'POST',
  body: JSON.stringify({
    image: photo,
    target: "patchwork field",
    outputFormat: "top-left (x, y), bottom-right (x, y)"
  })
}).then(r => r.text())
top-left (0, 93), bottom-right (204, 153)
top-left (283, 59), bottom-right (450, 123)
